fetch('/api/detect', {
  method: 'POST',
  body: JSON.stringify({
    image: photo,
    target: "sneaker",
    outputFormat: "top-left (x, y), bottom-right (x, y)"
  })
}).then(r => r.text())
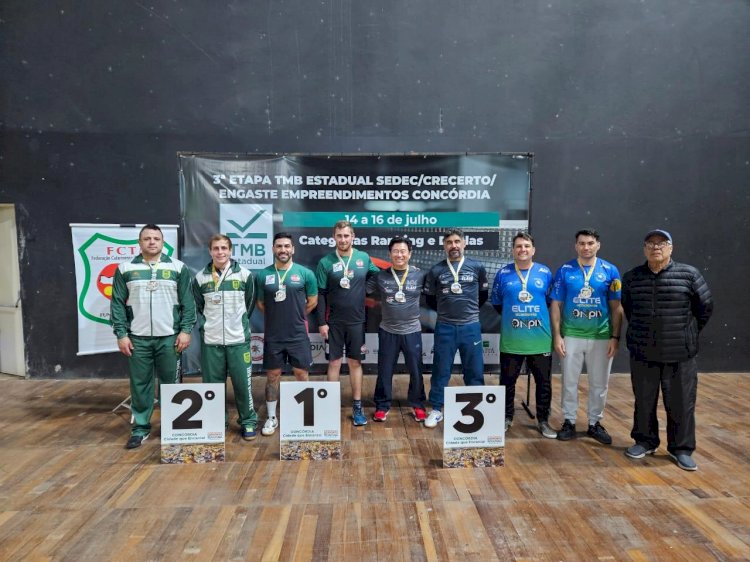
top-left (504, 418), bottom-right (513, 432)
top-left (125, 433), bottom-right (149, 449)
top-left (424, 410), bottom-right (443, 428)
top-left (261, 417), bottom-right (278, 436)
top-left (241, 425), bottom-right (257, 441)
top-left (587, 422), bottom-right (612, 445)
top-left (557, 420), bottom-right (576, 441)
top-left (538, 420), bottom-right (557, 439)
top-left (413, 407), bottom-right (427, 422)
top-left (624, 443), bottom-right (657, 459)
top-left (373, 410), bottom-right (388, 422)
top-left (352, 406), bottom-right (368, 426)
top-left (669, 452), bottom-right (698, 471)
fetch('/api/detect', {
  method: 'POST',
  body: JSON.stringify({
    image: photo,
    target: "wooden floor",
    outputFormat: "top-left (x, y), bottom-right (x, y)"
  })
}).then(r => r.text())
top-left (1, 373), bottom-right (749, 561)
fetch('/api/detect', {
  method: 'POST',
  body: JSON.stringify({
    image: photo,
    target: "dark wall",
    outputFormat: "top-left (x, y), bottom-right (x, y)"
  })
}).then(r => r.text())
top-left (1, 1), bottom-right (748, 377)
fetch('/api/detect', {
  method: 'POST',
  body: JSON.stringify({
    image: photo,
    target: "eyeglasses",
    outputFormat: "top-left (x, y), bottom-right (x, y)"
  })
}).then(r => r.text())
top-left (645, 241), bottom-right (671, 250)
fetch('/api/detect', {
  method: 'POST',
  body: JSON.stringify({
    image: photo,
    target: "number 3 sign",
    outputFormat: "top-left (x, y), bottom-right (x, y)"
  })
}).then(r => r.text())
top-left (443, 386), bottom-right (506, 449)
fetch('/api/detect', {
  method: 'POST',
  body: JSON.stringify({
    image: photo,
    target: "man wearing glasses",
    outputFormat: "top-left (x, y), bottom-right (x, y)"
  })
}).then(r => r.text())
top-left (621, 229), bottom-right (713, 471)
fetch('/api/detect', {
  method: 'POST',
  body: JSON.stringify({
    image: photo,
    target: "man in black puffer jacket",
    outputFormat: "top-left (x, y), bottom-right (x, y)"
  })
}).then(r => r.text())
top-left (621, 229), bottom-right (713, 471)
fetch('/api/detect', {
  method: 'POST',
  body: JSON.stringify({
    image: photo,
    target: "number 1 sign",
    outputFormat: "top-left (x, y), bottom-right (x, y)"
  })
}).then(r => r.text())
top-left (279, 381), bottom-right (341, 461)
top-left (443, 386), bottom-right (505, 468)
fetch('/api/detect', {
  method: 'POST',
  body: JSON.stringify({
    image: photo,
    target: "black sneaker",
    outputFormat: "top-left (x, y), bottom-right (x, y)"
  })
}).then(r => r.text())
top-left (587, 422), bottom-right (612, 445)
top-left (125, 433), bottom-right (149, 449)
top-left (557, 420), bottom-right (576, 441)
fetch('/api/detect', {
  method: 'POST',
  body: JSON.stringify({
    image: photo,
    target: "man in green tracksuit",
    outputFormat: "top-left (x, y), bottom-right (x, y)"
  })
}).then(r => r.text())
top-left (111, 224), bottom-right (196, 449)
top-left (193, 234), bottom-right (259, 440)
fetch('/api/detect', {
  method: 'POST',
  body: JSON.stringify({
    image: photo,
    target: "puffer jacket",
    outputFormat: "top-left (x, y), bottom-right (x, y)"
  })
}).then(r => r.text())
top-left (621, 260), bottom-right (713, 362)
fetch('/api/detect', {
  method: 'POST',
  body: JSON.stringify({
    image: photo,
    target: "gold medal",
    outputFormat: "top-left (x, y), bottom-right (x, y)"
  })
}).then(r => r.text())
top-left (518, 290), bottom-right (532, 303)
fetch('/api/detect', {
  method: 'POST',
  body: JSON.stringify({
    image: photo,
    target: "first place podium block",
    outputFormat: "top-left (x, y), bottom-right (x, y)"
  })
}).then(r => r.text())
top-left (279, 381), bottom-right (341, 461)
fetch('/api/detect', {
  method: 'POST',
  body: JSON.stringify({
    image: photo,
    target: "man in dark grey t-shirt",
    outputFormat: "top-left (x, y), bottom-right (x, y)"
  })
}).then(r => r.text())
top-left (367, 237), bottom-right (427, 422)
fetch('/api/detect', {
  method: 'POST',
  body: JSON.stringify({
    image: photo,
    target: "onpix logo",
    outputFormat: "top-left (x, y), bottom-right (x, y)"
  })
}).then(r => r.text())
top-left (220, 204), bottom-right (273, 268)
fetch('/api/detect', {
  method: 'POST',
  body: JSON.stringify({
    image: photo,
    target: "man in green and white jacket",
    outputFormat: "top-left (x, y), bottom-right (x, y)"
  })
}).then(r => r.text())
top-left (111, 224), bottom-right (196, 449)
top-left (192, 234), bottom-right (259, 441)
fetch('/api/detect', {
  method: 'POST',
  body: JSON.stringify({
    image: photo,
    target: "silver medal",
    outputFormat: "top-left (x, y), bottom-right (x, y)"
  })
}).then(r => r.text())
top-left (450, 282), bottom-right (462, 294)
top-left (394, 290), bottom-right (406, 303)
top-left (518, 290), bottom-right (532, 303)
top-left (340, 277), bottom-right (350, 289)
top-left (274, 289), bottom-right (287, 302)
top-left (211, 293), bottom-right (222, 304)
top-left (146, 280), bottom-right (158, 291)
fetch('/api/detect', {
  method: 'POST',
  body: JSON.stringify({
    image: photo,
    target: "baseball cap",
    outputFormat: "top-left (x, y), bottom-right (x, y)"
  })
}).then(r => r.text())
top-left (644, 229), bottom-right (672, 243)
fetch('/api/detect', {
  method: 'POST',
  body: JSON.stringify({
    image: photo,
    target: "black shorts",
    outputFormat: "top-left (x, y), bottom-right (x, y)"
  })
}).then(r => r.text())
top-left (263, 338), bottom-right (313, 371)
top-left (328, 323), bottom-right (366, 361)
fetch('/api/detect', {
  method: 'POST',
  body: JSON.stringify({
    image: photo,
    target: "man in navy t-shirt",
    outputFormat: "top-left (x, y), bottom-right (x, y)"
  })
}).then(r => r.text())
top-left (423, 228), bottom-right (488, 428)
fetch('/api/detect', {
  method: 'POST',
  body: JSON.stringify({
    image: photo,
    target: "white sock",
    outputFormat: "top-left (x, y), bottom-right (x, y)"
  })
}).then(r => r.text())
top-left (267, 400), bottom-right (277, 419)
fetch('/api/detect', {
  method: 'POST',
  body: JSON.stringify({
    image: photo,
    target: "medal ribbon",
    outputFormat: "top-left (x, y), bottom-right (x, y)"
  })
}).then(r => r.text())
top-left (391, 266), bottom-right (409, 293)
top-left (211, 263), bottom-right (231, 293)
top-left (446, 257), bottom-right (465, 286)
top-left (336, 249), bottom-right (354, 280)
top-left (514, 262), bottom-right (533, 292)
top-left (577, 258), bottom-right (597, 287)
top-left (275, 261), bottom-right (293, 288)
top-left (147, 258), bottom-right (161, 286)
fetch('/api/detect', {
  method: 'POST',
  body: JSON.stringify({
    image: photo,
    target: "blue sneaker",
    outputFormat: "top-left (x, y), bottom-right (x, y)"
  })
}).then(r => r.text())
top-left (242, 425), bottom-right (257, 441)
top-left (352, 406), bottom-right (368, 426)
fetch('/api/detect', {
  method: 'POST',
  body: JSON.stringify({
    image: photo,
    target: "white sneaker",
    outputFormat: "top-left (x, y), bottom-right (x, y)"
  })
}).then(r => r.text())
top-left (424, 410), bottom-right (443, 428)
top-left (261, 417), bottom-right (278, 436)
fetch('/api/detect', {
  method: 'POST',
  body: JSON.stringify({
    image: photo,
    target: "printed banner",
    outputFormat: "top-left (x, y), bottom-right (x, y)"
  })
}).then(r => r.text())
top-left (179, 154), bottom-right (532, 373)
top-left (70, 224), bottom-right (178, 355)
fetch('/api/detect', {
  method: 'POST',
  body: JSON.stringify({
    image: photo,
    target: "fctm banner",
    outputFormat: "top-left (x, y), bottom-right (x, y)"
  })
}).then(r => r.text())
top-left (70, 224), bottom-right (179, 355)
top-left (179, 153), bottom-right (532, 373)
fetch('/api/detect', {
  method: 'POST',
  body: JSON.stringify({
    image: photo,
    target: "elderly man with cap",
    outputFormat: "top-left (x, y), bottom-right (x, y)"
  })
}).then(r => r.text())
top-left (621, 229), bottom-right (713, 471)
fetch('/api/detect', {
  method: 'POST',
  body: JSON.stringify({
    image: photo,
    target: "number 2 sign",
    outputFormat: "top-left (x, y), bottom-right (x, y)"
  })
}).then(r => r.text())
top-left (160, 383), bottom-right (225, 445)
